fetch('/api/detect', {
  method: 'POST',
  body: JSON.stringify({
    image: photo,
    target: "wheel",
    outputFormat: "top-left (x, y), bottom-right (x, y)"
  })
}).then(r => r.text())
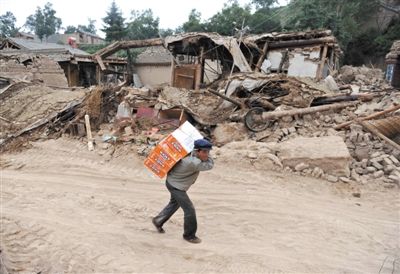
top-left (244, 107), bottom-right (270, 132)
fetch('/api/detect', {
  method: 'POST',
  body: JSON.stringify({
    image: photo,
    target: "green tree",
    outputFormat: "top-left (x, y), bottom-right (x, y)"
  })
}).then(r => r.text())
top-left (206, 1), bottom-right (252, 35)
top-left (25, 2), bottom-right (62, 41)
top-left (64, 19), bottom-right (97, 35)
top-left (126, 9), bottom-right (159, 40)
top-left (0, 11), bottom-right (19, 38)
top-left (64, 25), bottom-right (77, 34)
top-left (251, 0), bottom-right (277, 8)
top-left (182, 9), bottom-right (205, 32)
top-left (159, 28), bottom-right (174, 37)
top-left (344, 17), bottom-right (400, 65)
top-left (78, 18), bottom-right (97, 34)
top-left (283, 0), bottom-right (379, 50)
top-left (248, 6), bottom-right (282, 33)
top-left (101, 1), bottom-right (126, 41)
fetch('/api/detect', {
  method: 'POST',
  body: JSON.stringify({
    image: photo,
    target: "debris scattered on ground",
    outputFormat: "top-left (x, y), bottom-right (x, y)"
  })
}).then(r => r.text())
top-left (1, 30), bottom-right (399, 188)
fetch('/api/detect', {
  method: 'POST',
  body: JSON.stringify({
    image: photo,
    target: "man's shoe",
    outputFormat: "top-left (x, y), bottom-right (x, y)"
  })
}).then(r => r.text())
top-left (184, 236), bottom-right (201, 244)
top-left (152, 218), bottom-right (165, 233)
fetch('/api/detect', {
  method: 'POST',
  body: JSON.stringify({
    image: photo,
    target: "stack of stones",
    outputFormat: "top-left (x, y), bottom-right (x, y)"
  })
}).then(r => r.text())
top-left (345, 124), bottom-right (400, 187)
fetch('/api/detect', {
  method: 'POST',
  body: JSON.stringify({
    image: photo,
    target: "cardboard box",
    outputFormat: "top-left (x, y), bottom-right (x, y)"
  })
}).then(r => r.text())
top-left (144, 121), bottom-right (203, 178)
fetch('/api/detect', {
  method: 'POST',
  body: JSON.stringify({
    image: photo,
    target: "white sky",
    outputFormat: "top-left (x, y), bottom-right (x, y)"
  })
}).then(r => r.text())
top-left (0, 0), bottom-right (290, 38)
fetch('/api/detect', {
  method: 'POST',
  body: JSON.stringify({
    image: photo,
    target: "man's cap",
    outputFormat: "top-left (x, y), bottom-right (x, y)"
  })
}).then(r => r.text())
top-left (194, 139), bottom-right (213, 150)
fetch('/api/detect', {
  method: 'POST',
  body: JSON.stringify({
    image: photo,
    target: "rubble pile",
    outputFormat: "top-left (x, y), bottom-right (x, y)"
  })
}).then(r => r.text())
top-left (212, 73), bottom-right (327, 109)
top-left (235, 88), bottom-right (400, 187)
top-left (1, 29), bottom-right (398, 190)
top-left (0, 84), bottom-right (85, 145)
top-left (120, 70), bottom-right (398, 187)
top-left (336, 65), bottom-right (391, 90)
top-left (0, 56), bottom-right (398, 188)
top-left (0, 54), bottom-right (68, 87)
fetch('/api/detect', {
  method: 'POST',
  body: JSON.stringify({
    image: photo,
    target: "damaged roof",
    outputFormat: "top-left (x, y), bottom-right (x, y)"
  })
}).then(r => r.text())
top-left (244, 29), bottom-right (340, 52)
top-left (134, 46), bottom-right (171, 64)
top-left (165, 32), bottom-right (252, 72)
top-left (0, 38), bottom-right (90, 56)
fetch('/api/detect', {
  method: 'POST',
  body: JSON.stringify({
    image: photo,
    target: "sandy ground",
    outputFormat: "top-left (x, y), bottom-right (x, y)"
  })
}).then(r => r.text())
top-left (1, 137), bottom-right (399, 273)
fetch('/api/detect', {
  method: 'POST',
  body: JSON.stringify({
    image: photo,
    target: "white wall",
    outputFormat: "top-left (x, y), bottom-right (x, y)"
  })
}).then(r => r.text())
top-left (135, 59), bottom-right (222, 87)
top-left (265, 47), bottom-right (321, 78)
top-left (135, 65), bottom-right (170, 87)
top-left (287, 52), bottom-right (319, 77)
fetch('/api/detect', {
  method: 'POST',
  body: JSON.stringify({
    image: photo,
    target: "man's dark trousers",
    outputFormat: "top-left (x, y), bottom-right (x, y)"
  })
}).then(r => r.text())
top-left (153, 181), bottom-right (197, 239)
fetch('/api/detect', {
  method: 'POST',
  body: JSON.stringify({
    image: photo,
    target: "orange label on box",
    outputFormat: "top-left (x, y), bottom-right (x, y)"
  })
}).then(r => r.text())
top-left (144, 121), bottom-right (202, 179)
top-left (144, 135), bottom-right (189, 179)
top-left (144, 158), bottom-right (167, 179)
top-left (160, 135), bottom-right (188, 160)
top-left (148, 146), bottom-right (176, 170)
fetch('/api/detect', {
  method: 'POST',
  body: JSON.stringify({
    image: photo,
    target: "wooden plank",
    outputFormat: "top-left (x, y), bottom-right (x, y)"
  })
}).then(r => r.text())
top-left (67, 63), bottom-right (71, 86)
top-left (173, 65), bottom-right (196, 89)
top-left (85, 114), bottom-right (94, 151)
top-left (268, 37), bottom-right (336, 49)
top-left (278, 49), bottom-right (288, 73)
top-left (94, 38), bottom-right (163, 59)
top-left (259, 102), bottom-right (356, 121)
top-left (334, 104), bottom-right (400, 130)
top-left (176, 74), bottom-right (194, 79)
top-left (170, 57), bottom-right (176, 86)
top-left (255, 42), bottom-right (268, 72)
top-left (95, 55), bottom-right (106, 71)
top-left (317, 44), bottom-right (329, 80)
top-left (357, 119), bottom-right (400, 151)
top-left (199, 47), bottom-right (205, 86)
top-left (194, 63), bottom-right (202, 91)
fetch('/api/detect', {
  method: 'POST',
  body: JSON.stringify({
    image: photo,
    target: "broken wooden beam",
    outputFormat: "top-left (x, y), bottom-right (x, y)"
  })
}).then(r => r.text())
top-left (94, 38), bottom-right (163, 59)
top-left (257, 101), bottom-right (356, 121)
top-left (334, 104), bottom-right (400, 130)
top-left (278, 49), bottom-right (289, 73)
top-left (356, 119), bottom-right (400, 151)
top-left (95, 55), bottom-right (106, 71)
top-left (311, 93), bottom-right (374, 106)
top-left (317, 44), bottom-right (328, 80)
top-left (85, 114), bottom-right (94, 151)
top-left (267, 37), bottom-right (336, 49)
top-left (255, 42), bottom-right (268, 72)
top-left (1, 100), bottom-right (83, 147)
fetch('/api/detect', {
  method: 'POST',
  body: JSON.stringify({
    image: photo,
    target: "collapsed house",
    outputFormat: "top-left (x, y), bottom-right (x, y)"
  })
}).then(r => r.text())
top-left (133, 46), bottom-right (225, 88)
top-left (156, 30), bottom-right (341, 90)
top-left (244, 30), bottom-right (341, 79)
top-left (0, 37), bottom-right (125, 87)
top-left (105, 30), bottom-right (340, 90)
top-left (1, 29), bottom-right (399, 187)
top-left (1, 29), bottom-right (341, 89)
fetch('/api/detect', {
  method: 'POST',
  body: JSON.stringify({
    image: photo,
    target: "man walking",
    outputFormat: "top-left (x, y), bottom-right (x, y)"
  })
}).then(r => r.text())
top-left (152, 139), bottom-right (214, 244)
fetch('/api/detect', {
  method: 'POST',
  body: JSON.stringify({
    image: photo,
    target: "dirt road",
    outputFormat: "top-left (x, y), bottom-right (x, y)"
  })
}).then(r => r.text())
top-left (1, 138), bottom-right (399, 273)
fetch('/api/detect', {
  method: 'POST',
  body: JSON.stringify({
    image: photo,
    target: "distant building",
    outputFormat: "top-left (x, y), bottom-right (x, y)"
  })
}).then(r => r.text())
top-left (0, 37), bottom-right (95, 87)
top-left (14, 32), bottom-right (39, 41)
top-left (133, 46), bottom-right (221, 88)
top-left (133, 46), bottom-right (172, 87)
top-left (47, 30), bottom-right (105, 46)
top-left (0, 37), bottom-right (125, 87)
top-left (13, 30), bottom-right (105, 45)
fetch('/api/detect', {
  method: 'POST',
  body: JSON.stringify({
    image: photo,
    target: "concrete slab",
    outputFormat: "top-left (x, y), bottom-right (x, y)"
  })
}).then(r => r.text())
top-left (276, 136), bottom-right (351, 176)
